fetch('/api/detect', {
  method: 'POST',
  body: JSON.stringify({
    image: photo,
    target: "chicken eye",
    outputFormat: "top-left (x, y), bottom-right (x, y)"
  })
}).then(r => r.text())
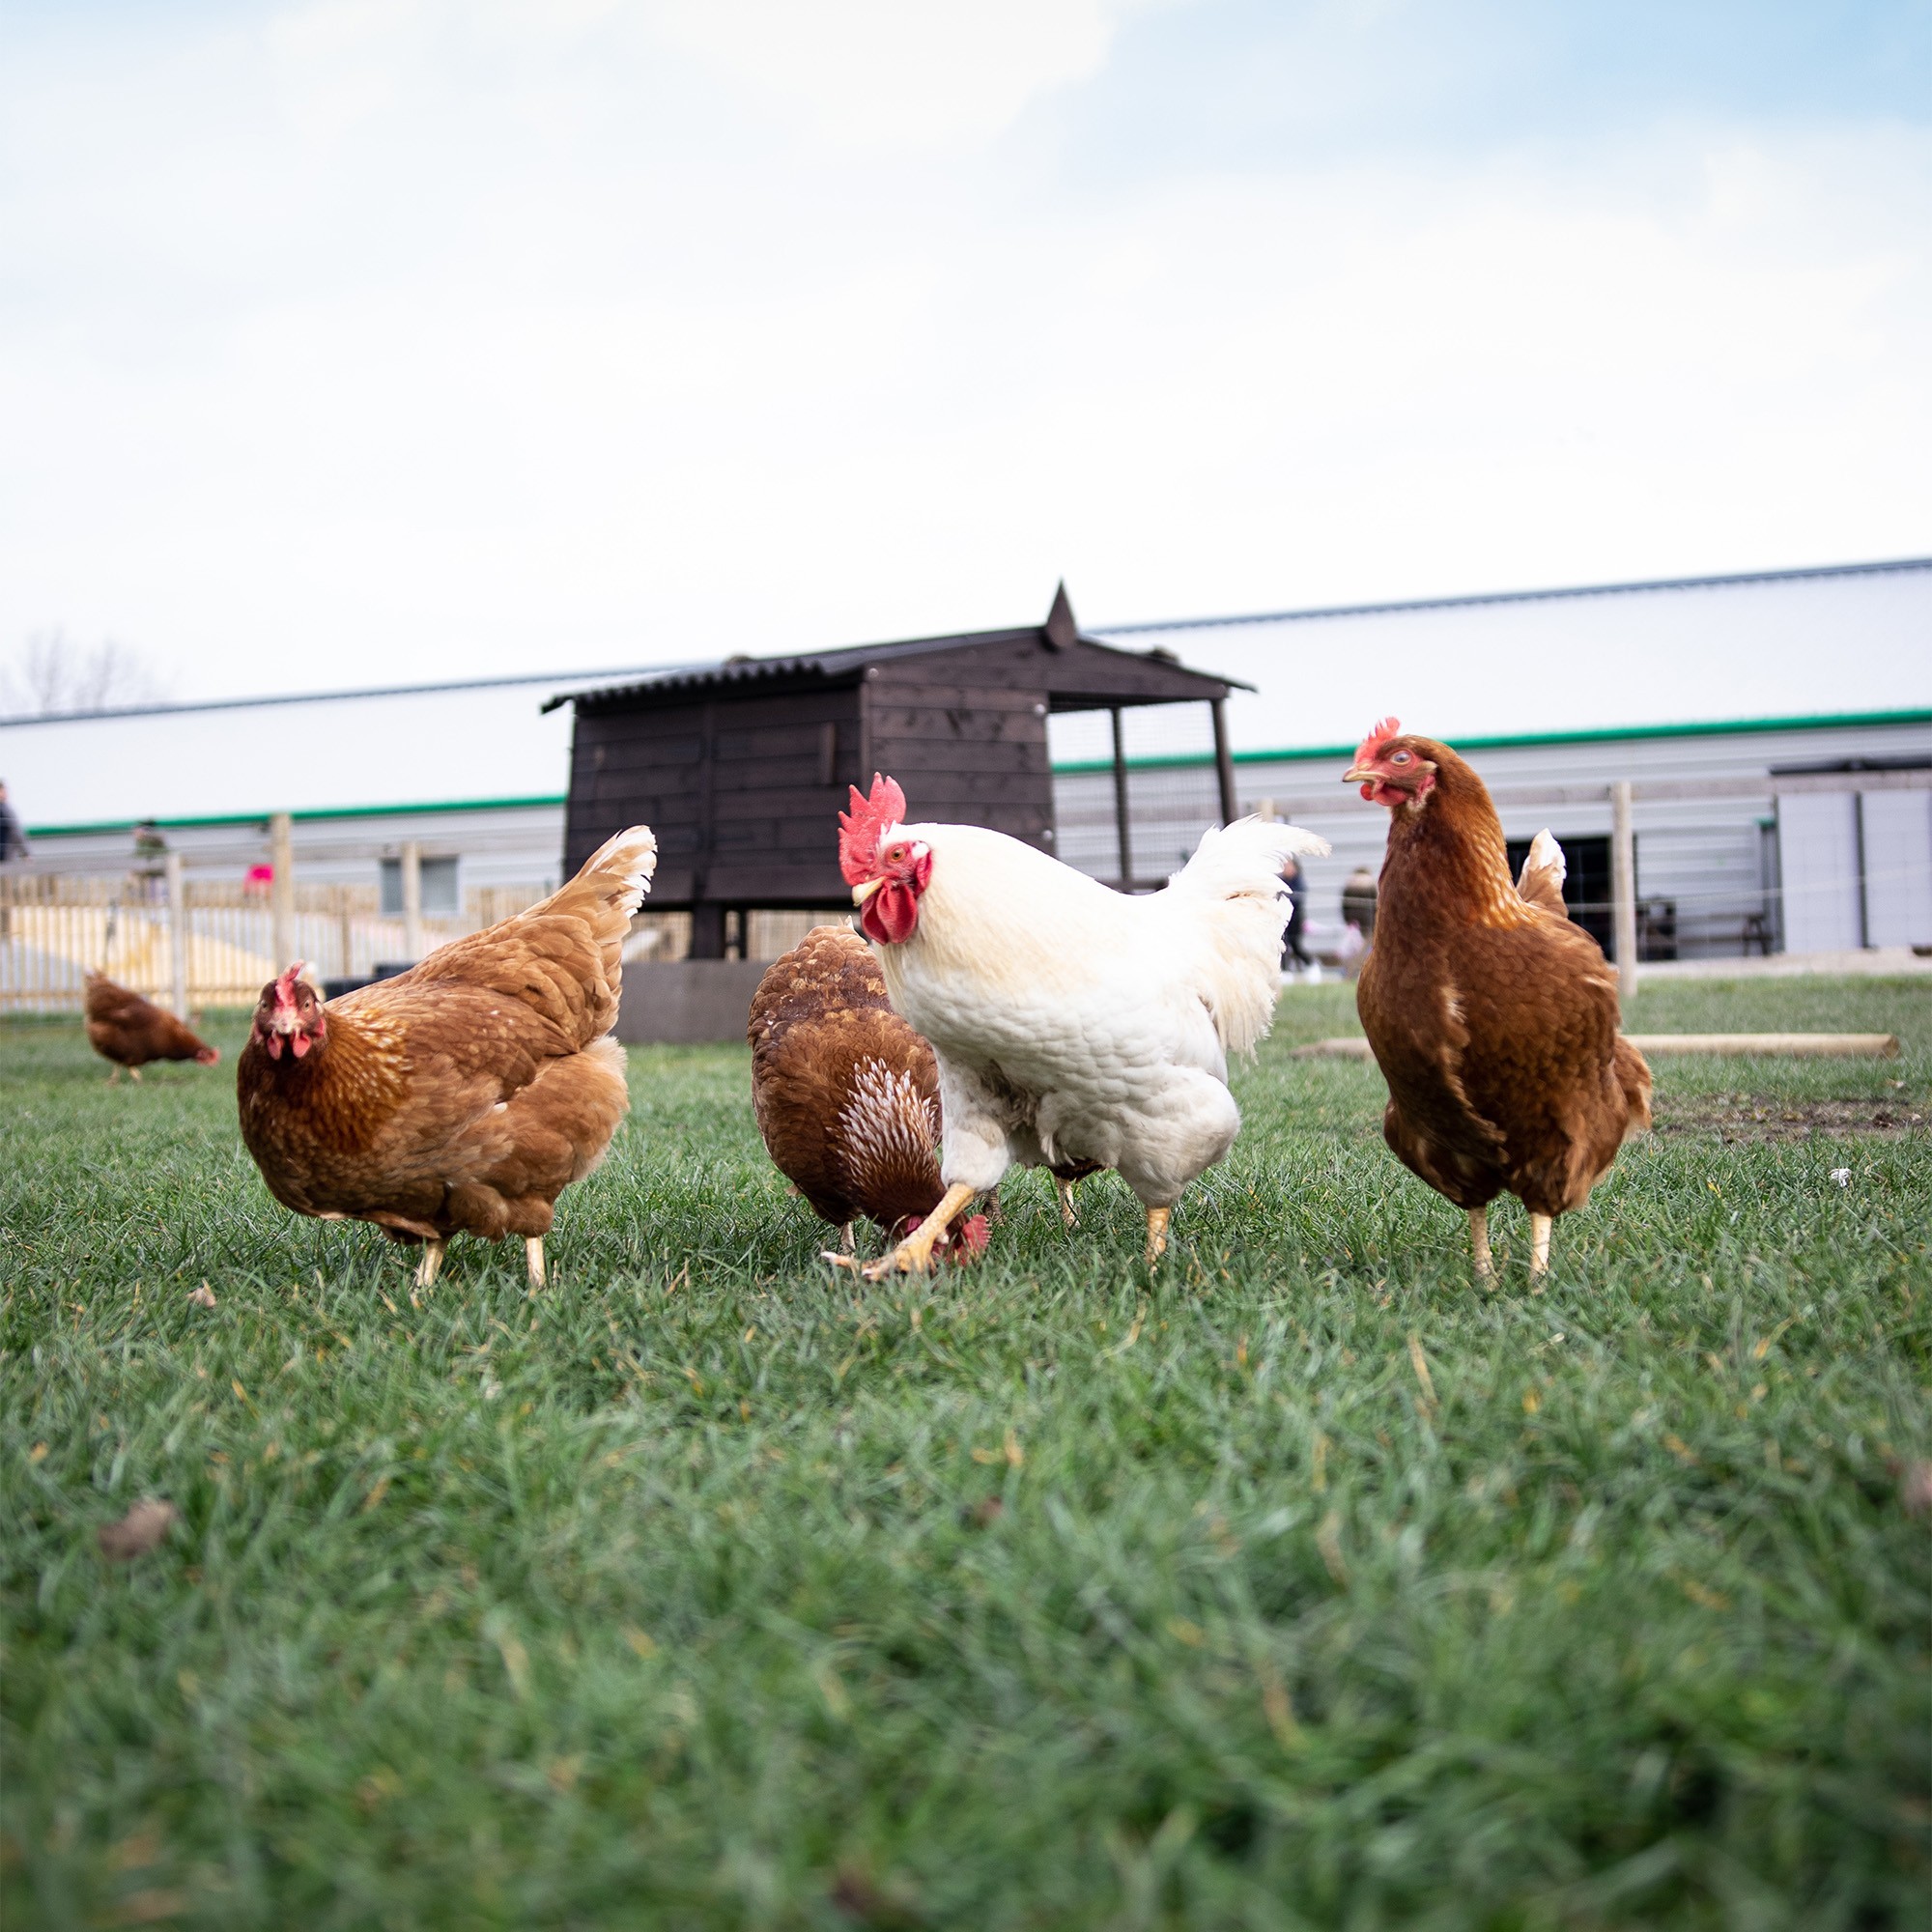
top-left (1391, 752), bottom-right (1410, 764)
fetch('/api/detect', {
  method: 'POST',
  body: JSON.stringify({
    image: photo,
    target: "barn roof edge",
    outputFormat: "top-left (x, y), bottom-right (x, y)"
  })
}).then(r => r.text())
top-left (544, 622), bottom-right (1250, 714)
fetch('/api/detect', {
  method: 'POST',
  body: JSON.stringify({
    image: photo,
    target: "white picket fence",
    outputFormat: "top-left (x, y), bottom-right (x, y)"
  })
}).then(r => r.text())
top-left (0, 874), bottom-right (550, 1015)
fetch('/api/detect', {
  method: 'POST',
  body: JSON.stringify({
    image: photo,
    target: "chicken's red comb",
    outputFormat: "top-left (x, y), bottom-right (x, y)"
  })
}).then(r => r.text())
top-left (1354, 716), bottom-right (1402, 764)
top-left (952, 1213), bottom-right (990, 1263)
top-left (838, 773), bottom-right (908, 885)
top-left (271, 962), bottom-right (309, 1007)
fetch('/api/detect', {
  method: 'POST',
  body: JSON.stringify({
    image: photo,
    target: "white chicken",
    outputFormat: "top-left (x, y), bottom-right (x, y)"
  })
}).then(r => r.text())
top-left (838, 775), bottom-right (1329, 1274)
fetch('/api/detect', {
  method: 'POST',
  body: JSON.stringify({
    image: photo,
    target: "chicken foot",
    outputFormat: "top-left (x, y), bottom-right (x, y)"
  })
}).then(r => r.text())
top-left (1055, 1177), bottom-right (1080, 1231)
top-left (1145, 1206), bottom-right (1171, 1267)
top-left (1469, 1207), bottom-right (1494, 1285)
top-left (414, 1238), bottom-right (446, 1290)
top-left (1528, 1213), bottom-right (1552, 1284)
top-left (817, 1223), bottom-right (867, 1273)
top-left (862, 1182), bottom-right (978, 1279)
top-left (526, 1236), bottom-right (547, 1290)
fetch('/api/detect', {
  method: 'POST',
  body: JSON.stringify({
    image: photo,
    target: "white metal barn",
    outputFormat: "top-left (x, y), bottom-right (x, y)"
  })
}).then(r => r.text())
top-left (1065, 557), bottom-right (1931, 963)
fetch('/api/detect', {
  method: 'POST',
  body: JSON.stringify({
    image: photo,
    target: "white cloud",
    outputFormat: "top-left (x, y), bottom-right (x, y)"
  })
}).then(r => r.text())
top-left (644, 0), bottom-right (1138, 150)
top-left (0, 3), bottom-right (1924, 717)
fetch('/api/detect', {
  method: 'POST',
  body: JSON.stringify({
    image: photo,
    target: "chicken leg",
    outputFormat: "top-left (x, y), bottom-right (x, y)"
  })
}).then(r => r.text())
top-left (1528, 1213), bottom-right (1551, 1284)
top-left (414, 1238), bottom-right (446, 1290)
top-left (1054, 1176), bottom-right (1080, 1231)
top-left (1145, 1206), bottom-right (1171, 1266)
top-left (526, 1236), bottom-right (547, 1290)
top-left (863, 1182), bottom-right (977, 1279)
top-left (1469, 1207), bottom-right (1495, 1285)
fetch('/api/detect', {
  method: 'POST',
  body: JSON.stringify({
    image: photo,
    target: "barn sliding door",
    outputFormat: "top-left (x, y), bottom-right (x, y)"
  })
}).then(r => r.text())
top-left (1862, 790), bottom-right (1932, 948)
top-left (1775, 791), bottom-right (1861, 952)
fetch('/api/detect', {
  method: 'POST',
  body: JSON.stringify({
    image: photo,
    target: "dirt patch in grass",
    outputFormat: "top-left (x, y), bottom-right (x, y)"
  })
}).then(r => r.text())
top-left (1655, 1095), bottom-right (1928, 1140)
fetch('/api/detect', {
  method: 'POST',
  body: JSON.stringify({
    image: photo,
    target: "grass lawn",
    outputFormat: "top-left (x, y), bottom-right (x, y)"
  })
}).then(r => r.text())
top-left (2, 975), bottom-right (1927, 1929)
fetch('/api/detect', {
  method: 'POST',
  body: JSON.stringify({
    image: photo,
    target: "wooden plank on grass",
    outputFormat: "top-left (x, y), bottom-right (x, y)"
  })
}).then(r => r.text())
top-left (1625, 1033), bottom-right (1901, 1059)
top-left (1290, 1033), bottom-right (1902, 1062)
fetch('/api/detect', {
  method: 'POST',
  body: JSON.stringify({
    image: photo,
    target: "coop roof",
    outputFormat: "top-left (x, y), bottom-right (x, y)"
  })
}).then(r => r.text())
top-left (543, 585), bottom-right (1249, 716)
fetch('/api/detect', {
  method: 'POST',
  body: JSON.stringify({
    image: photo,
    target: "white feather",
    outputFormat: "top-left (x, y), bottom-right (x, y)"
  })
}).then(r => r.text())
top-left (870, 814), bottom-right (1329, 1208)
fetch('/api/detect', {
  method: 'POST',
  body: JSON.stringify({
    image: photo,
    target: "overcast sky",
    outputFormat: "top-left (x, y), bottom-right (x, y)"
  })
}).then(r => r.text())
top-left (2, 0), bottom-right (1927, 707)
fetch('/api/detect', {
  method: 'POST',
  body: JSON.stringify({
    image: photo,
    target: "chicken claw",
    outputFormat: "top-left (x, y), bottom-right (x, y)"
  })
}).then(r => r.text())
top-left (1469, 1206), bottom-right (1495, 1285)
top-left (414, 1238), bottom-right (446, 1290)
top-left (1055, 1176), bottom-right (1080, 1231)
top-left (1144, 1206), bottom-right (1171, 1267)
top-left (862, 1182), bottom-right (978, 1278)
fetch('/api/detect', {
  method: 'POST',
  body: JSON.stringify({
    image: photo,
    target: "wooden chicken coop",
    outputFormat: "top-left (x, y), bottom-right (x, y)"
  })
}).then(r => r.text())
top-left (546, 587), bottom-right (1249, 1037)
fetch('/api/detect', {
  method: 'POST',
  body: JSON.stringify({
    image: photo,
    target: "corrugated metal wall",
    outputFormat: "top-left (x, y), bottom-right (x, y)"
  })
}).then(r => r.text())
top-left (1053, 716), bottom-right (1932, 959)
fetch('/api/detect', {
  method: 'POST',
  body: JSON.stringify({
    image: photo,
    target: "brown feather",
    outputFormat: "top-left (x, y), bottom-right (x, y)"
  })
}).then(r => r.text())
top-left (1356, 738), bottom-right (1651, 1226)
top-left (749, 924), bottom-right (949, 1236)
top-left (236, 827), bottom-right (652, 1250)
top-left (84, 973), bottom-right (217, 1070)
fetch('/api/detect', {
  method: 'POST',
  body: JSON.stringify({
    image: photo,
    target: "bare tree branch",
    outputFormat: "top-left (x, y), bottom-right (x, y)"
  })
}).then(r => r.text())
top-left (1, 631), bottom-right (170, 717)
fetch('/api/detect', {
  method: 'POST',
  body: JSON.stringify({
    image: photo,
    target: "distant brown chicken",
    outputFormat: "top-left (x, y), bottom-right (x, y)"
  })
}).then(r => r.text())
top-left (84, 973), bottom-right (219, 1082)
top-left (748, 923), bottom-right (986, 1263)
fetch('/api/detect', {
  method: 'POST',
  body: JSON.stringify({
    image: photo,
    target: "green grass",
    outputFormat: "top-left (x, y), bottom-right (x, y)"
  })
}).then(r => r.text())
top-left (2, 979), bottom-right (1928, 1930)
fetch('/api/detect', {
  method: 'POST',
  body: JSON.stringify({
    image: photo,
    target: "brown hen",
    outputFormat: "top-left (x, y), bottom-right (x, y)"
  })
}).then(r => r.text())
top-left (748, 923), bottom-right (986, 1263)
top-left (237, 825), bottom-right (656, 1288)
top-left (1346, 720), bottom-right (1651, 1282)
top-left (85, 973), bottom-right (219, 1081)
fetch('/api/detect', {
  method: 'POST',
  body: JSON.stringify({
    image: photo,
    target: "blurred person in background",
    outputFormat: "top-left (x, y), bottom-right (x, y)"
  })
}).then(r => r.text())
top-left (1283, 855), bottom-right (1312, 970)
top-left (1342, 866), bottom-right (1378, 941)
top-left (1341, 866), bottom-right (1378, 978)
top-left (130, 818), bottom-right (169, 899)
top-left (0, 781), bottom-right (27, 862)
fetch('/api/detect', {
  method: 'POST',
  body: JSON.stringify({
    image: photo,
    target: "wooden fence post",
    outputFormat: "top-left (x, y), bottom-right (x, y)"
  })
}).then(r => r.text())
top-left (270, 812), bottom-right (296, 969)
top-left (401, 841), bottom-right (422, 961)
top-left (163, 850), bottom-right (189, 1018)
top-left (335, 886), bottom-right (355, 980)
top-left (1611, 780), bottom-right (1638, 1007)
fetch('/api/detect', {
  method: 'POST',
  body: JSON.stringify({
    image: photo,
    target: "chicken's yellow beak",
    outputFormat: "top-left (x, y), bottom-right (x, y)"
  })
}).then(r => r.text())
top-left (851, 877), bottom-right (885, 906)
top-left (1342, 765), bottom-right (1375, 784)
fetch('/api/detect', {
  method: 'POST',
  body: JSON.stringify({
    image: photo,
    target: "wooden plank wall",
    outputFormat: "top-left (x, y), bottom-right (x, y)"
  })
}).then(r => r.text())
top-left (562, 632), bottom-right (1221, 905)
top-left (565, 683), bottom-right (866, 904)
top-left (865, 645), bottom-right (1054, 854)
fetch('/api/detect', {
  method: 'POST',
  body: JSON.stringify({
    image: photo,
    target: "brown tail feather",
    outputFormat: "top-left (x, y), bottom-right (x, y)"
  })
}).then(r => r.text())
top-left (385, 826), bottom-right (657, 1049)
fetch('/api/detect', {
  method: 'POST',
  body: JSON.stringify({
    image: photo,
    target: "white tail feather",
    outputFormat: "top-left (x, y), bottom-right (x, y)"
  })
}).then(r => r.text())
top-left (1522, 828), bottom-right (1565, 892)
top-left (1160, 816), bottom-right (1332, 1057)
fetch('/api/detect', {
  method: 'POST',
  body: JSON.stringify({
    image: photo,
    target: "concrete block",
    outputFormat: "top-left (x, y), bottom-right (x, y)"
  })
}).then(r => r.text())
top-left (615, 959), bottom-right (767, 1044)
